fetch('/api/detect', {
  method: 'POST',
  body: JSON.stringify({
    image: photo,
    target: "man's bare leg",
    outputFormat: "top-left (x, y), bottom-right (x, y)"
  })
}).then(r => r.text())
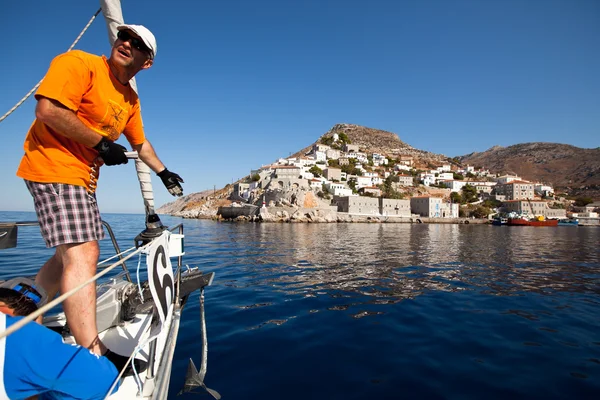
top-left (58, 241), bottom-right (106, 356)
top-left (34, 252), bottom-right (63, 300)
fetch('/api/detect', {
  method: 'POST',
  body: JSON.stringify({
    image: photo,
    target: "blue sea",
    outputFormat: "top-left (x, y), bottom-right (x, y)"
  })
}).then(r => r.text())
top-left (1, 211), bottom-right (599, 399)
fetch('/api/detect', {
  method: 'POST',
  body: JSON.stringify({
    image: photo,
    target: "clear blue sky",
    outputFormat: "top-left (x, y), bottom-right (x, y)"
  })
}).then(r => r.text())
top-left (1, 0), bottom-right (598, 213)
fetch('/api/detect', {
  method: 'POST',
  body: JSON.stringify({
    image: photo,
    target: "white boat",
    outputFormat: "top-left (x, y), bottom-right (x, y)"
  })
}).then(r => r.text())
top-left (0, 218), bottom-right (220, 399)
top-left (0, 1), bottom-right (220, 397)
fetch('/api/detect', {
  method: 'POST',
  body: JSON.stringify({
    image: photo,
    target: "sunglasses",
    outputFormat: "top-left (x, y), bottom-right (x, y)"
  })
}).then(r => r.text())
top-left (117, 30), bottom-right (150, 54)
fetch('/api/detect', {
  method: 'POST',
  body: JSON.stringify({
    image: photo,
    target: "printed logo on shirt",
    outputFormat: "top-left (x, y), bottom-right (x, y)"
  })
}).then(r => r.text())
top-left (98, 100), bottom-right (128, 140)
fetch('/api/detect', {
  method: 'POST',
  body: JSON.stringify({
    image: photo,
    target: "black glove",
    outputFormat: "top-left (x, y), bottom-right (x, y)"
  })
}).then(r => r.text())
top-left (93, 137), bottom-right (128, 166)
top-left (157, 168), bottom-right (184, 197)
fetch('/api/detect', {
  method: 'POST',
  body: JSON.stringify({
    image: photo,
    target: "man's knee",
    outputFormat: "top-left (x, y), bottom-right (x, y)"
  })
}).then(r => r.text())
top-left (58, 241), bottom-right (100, 270)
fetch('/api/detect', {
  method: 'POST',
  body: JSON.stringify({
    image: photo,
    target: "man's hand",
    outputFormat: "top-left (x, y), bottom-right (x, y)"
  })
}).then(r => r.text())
top-left (93, 137), bottom-right (128, 166)
top-left (157, 168), bottom-right (184, 197)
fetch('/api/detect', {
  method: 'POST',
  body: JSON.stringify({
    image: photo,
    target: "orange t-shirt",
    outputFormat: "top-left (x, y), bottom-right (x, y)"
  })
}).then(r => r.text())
top-left (16, 50), bottom-right (146, 190)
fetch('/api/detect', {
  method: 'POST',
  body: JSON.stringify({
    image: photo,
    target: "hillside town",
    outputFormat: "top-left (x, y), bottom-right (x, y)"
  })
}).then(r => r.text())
top-left (228, 132), bottom-right (599, 224)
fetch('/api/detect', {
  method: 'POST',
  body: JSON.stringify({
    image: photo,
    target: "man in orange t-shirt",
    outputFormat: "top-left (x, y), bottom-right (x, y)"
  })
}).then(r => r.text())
top-left (15, 24), bottom-right (183, 370)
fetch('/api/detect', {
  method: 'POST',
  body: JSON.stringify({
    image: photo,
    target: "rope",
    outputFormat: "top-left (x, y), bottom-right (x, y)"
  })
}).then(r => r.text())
top-left (0, 7), bottom-right (102, 124)
top-left (0, 243), bottom-right (145, 340)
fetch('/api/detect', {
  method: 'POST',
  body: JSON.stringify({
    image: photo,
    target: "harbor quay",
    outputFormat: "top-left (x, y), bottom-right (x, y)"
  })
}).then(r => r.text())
top-left (216, 204), bottom-right (489, 224)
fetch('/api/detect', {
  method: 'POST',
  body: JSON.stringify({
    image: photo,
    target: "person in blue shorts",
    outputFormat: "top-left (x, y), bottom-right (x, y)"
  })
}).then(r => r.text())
top-left (0, 278), bottom-right (119, 400)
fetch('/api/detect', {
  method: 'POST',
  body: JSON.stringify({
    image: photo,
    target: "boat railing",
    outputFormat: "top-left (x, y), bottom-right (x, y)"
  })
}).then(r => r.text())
top-left (0, 219), bottom-right (183, 341)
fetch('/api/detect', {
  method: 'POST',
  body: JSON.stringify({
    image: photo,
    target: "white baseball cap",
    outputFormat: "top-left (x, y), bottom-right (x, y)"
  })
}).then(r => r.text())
top-left (117, 24), bottom-right (157, 59)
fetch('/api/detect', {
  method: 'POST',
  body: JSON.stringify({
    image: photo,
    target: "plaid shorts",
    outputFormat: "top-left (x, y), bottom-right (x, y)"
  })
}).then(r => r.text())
top-left (25, 181), bottom-right (105, 248)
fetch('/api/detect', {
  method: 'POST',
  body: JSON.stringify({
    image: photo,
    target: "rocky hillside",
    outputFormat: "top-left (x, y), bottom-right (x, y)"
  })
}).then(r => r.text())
top-left (459, 143), bottom-right (600, 197)
top-left (157, 188), bottom-right (233, 218)
top-left (292, 123), bottom-right (450, 167)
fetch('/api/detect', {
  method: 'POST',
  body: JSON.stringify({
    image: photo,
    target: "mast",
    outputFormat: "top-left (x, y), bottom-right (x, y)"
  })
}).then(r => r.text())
top-left (100, 0), bottom-right (165, 240)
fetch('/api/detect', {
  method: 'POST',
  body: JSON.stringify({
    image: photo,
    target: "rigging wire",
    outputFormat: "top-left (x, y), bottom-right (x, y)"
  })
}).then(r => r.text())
top-left (0, 7), bottom-right (102, 124)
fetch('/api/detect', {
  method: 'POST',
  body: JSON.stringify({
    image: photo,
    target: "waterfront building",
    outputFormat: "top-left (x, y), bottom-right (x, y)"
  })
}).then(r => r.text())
top-left (380, 198), bottom-right (411, 217)
top-left (334, 196), bottom-right (379, 215)
top-left (501, 200), bottom-right (566, 219)
top-left (410, 197), bottom-right (458, 218)
top-left (232, 182), bottom-right (251, 201)
top-left (572, 202), bottom-right (600, 218)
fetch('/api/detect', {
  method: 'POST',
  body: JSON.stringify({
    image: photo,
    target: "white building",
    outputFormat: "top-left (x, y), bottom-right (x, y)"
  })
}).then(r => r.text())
top-left (326, 149), bottom-right (341, 160)
top-left (298, 156), bottom-right (316, 167)
top-left (419, 173), bottom-right (436, 186)
top-left (395, 164), bottom-right (411, 172)
top-left (438, 172), bottom-right (454, 181)
top-left (442, 180), bottom-right (469, 191)
top-left (372, 153), bottom-right (388, 166)
top-left (534, 183), bottom-right (554, 197)
top-left (346, 152), bottom-right (368, 164)
top-left (354, 176), bottom-right (373, 189)
top-left (314, 151), bottom-right (327, 163)
top-left (325, 182), bottom-right (353, 197)
top-left (313, 143), bottom-right (331, 153)
top-left (496, 174), bottom-right (521, 184)
top-left (343, 143), bottom-right (359, 152)
top-left (395, 174), bottom-right (414, 186)
top-left (310, 178), bottom-right (324, 189)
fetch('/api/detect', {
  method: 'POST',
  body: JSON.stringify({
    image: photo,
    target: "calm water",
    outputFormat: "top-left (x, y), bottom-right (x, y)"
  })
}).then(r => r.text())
top-left (1, 211), bottom-right (599, 399)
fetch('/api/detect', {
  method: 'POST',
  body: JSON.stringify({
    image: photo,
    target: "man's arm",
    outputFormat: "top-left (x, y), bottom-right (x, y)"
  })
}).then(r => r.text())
top-left (35, 97), bottom-right (102, 147)
top-left (132, 140), bottom-right (165, 173)
top-left (37, 97), bottom-right (129, 166)
top-left (133, 140), bottom-right (184, 197)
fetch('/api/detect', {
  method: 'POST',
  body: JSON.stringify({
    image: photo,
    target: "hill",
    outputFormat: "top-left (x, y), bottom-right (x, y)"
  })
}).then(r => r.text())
top-left (291, 123), bottom-right (449, 167)
top-left (458, 143), bottom-right (600, 197)
top-left (157, 125), bottom-right (599, 216)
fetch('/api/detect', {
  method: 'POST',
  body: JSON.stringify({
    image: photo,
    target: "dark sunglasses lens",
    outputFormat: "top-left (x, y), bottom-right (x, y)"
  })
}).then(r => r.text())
top-left (131, 39), bottom-right (146, 51)
top-left (118, 30), bottom-right (148, 53)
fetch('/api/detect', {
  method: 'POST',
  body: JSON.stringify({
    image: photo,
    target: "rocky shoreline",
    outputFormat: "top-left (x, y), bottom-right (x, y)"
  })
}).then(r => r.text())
top-left (167, 205), bottom-right (488, 224)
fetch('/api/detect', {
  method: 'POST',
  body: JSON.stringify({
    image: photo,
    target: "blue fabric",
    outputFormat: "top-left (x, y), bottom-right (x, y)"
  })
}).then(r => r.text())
top-left (2, 314), bottom-right (119, 400)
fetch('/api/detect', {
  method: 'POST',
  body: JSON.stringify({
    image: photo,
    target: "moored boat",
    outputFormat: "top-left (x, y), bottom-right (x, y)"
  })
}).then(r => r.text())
top-left (492, 217), bottom-right (508, 226)
top-left (557, 218), bottom-right (579, 226)
top-left (507, 217), bottom-right (558, 227)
